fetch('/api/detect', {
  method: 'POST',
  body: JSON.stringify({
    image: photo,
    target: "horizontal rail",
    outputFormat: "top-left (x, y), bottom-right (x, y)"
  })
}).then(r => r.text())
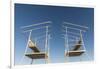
top-left (68, 35), bottom-right (79, 38)
top-left (61, 35), bottom-right (79, 40)
top-left (64, 22), bottom-right (88, 29)
top-left (21, 21), bottom-right (52, 29)
top-left (62, 34), bottom-right (79, 38)
top-left (67, 31), bottom-right (80, 36)
top-left (23, 26), bottom-right (49, 33)
top-left (62, 30), bottom-right (80, 36)
top-left (63, 26), bottom-right (86, 32)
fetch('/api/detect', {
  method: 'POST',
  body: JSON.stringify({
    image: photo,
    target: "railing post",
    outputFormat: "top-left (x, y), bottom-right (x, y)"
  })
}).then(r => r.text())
top-left (45, 26), bottom-right (49, 63)
top-left (65, 27), bottom-right (69, 62)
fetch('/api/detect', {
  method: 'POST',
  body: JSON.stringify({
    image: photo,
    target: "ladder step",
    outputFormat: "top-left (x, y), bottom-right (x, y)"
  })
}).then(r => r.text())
top-left (25, 52), bottom-right (48, 59)
top-left (66, 50), bottom-right (85, 57)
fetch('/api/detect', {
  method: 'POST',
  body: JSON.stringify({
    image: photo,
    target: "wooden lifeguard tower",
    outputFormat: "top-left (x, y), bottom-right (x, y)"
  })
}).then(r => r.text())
top-left (20, 21), bottom-right (51, 64)
top-left (62, 22), bottom-right (88, 61)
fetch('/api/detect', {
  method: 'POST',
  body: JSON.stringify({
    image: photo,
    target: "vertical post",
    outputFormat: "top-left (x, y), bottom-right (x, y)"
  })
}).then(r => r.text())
top-left (20, 30), bottom-right (32, 64)
top-left (65, 27), bottom-right (69, 62)
top-left (79, 30), bottom-right (84, 61)
top-left (47, 34), bottom-right (50, 63)
top-left (79, 30), bottom-right (86, 51)
top-left (31, 59), bottom-right (33, 64)
top-left (79, 30), bottom-right (89, 60)
top-left (64, 33), bottom-right (67, 62)
top-left (45, 26), bottom-right (48, 63)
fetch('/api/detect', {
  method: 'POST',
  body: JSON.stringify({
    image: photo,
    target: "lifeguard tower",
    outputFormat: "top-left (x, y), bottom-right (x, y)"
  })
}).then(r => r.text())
top-left (62, 22), bottom-right (88, 62)
top-left (20, 21), bottom-right (51, 64)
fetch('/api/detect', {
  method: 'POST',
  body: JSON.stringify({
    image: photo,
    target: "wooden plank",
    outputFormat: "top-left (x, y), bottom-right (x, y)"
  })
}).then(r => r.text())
top-left (73, 40), bottom-right (82, 50)
top-left (29, 46), bottom-right (40, 52)
top-left (73, 44), bottom-right (81, 51)
top-left (66, 51), bottom-right (85, 57)
top-left (28, 40), bottom-right (40, 52)
top-left (25, 53), bottom-right (48, 59)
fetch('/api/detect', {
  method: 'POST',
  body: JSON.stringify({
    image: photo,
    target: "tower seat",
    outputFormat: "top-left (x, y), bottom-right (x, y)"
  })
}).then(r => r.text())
top-left (66, 50), bottom-right (85, 57)
top-left (25, 52), bottom-right (48, 59)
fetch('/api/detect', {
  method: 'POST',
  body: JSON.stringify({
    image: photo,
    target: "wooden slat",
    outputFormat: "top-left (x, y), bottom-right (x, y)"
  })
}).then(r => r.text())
top-left (66, 51), bottom-right (85, 57)
top-left (28, 40), bottom-right (40, 52)
top-left (73, 40), bottom-right (82, 50)
top-left (25, 53), bottom-right (48, 59)
top-left (29, 46), bottom-right (40, 52)
top-left (73, 44), bottom-right (81, 51)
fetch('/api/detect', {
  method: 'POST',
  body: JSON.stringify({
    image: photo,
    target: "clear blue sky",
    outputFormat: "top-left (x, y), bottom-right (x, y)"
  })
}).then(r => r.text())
top-left (14, 3), bottom-right (94, 65)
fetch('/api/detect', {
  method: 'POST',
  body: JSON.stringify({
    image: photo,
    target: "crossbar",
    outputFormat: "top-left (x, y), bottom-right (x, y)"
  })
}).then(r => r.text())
top-left (64, 22), bottom-right (88, 29)
top-left (63, 26), bottom-right (86, 32)
top-left (21, 21), bottom-right (52, 29)
top-left (23, 26), bottom-right (49, 33)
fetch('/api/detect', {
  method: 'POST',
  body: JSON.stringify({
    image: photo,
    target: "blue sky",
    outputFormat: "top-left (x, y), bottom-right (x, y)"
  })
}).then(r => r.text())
top-left (14, 3), bottom-right (94, 65)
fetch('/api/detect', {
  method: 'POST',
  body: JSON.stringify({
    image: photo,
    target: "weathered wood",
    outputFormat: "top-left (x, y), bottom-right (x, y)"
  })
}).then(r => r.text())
top-left (25, 53), bottom-right (48, 59)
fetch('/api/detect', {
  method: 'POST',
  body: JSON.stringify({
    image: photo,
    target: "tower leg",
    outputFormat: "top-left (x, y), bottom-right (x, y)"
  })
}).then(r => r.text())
top-left (30, 59), bottom-right (33, 64)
